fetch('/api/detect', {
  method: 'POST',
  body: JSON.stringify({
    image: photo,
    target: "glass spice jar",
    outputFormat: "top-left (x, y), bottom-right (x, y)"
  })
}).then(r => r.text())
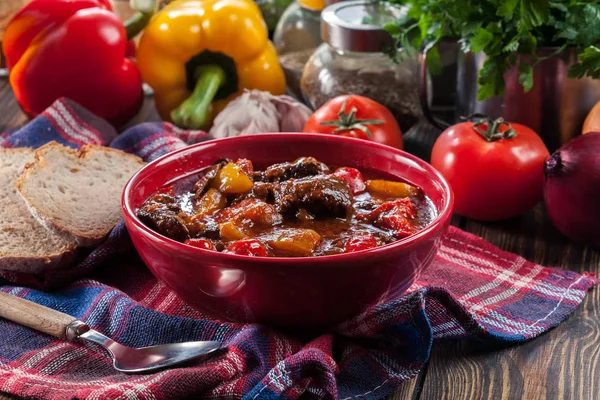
top-left (273, 0), bottom-right (327, 98)
top-left (300, 1), bottom-right (422, 131)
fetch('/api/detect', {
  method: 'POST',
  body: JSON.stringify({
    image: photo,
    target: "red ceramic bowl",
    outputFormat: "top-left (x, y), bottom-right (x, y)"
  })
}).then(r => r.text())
top-left (122, 134), bottom-right (454, 330)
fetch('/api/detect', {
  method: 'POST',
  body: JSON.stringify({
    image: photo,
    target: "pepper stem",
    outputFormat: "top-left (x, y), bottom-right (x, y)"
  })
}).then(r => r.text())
top-left (124, 11), bottom-right (154, 40)
top-left (171, 65), bottom-right (227, 129)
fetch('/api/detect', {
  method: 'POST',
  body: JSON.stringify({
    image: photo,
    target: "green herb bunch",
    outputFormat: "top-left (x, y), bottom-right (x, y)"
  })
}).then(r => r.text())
top-left (384, 0), bottom-right (600, 100)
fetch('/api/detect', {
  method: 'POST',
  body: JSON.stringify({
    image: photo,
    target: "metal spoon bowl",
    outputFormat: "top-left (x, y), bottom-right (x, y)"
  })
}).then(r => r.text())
top-left (0, 291), bottom-right (222, 373)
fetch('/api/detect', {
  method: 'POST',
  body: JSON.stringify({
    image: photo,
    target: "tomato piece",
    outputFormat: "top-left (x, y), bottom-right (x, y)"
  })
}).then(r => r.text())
top-left (358, 198), bottom-right (415, 238)
top-left (224, 239), bottom-right (267, 257)
top-left (303, 95), bottom-right (403, 149)
top-left (430, 117), bottom-right (550, 221)
top-left (345, 235), bottom-right (377, 253)
top-left (184, 239), bottom-right (216, 251)
top-left (333, 167), bottom-right (366, 194)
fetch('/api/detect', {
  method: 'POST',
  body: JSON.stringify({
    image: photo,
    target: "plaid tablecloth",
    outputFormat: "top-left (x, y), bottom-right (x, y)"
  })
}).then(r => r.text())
top-left (0, 99), bottom-right (597, 400)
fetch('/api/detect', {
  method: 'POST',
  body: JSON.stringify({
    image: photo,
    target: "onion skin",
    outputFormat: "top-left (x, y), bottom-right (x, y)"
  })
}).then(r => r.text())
top-left (543, 132), bottom-right (600, 247)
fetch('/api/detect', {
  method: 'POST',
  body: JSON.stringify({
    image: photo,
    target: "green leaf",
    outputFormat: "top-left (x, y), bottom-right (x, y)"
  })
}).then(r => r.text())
top-left (503, 37), bottom-right (520, 52)
top-left (519, 32), bottom-right (537, 54)
top-left (470, 27), bottom-right (494, 53)
top-left (425, 46), bottom-right (443, 75)
top-left (574, 5), bottom-right (600, 45)
top-left (477, 58), bottom-right (507, 101)
top-left (549, 2), bottom-right (568, 13)
top-left (558, 27), bottom-right (578, 41)
top-left (518, 62), bottom-right (534, 92)
top-left (568, 46), bottom-right (600, 79)
top-left (384, 23), bottom-right (403, 35)
top-left (520, 0), bottom-right (550, 29)
top-left (497, 0), bottom-right (519, 17)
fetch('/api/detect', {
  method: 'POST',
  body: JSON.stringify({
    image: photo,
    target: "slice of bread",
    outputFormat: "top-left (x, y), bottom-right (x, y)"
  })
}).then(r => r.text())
top-left (17, 142), bottom-right (145, 248)
top-left (0, 149), bottom-right (77, 273)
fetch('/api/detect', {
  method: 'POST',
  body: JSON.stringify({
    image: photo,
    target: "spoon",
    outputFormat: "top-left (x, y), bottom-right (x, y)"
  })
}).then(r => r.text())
top-left (0, 291), bottom-right (221, 373)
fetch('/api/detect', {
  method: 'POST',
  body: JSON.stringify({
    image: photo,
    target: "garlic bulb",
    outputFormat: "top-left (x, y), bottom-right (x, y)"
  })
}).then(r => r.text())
top-left (209, 90), bottom-right (312, 138)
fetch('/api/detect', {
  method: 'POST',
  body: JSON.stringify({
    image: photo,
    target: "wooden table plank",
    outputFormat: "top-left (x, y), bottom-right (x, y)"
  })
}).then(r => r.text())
top-left (0, 80), bottom-right (26, 131)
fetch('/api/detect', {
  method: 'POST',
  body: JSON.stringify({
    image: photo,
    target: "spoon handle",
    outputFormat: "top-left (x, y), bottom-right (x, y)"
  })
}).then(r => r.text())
top-left (0, 291), bottom-right (78, 340)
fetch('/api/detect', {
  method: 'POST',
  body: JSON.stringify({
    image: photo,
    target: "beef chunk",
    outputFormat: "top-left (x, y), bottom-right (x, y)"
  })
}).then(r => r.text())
top-left (193, 160), bottom-right (229, 200)
top-left (274, 175), bottom-right (353, 218)
top-left (137, 193), bottom-right (223, 242)
top-left (260, 157), bottom-right (330, 182)
top-left (137, 195), bottom-right (190, 242)
top-left (231, 181), bottom-right (276, 205)
top-left (215, 198), bottom-right (283, 226)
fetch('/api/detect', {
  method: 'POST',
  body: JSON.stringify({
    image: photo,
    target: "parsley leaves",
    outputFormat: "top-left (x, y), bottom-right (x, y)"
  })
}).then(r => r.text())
top-left (385, 0), bottom-right (600, 100)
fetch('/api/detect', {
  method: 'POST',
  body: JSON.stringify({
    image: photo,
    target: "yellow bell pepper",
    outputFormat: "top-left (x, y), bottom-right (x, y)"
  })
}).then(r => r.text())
top-left (365, 180), bottom-right (419, 198)
top-left (211, 162), bottom-right (254, 194)
top-left (137, 0), bottom-right (286, 129)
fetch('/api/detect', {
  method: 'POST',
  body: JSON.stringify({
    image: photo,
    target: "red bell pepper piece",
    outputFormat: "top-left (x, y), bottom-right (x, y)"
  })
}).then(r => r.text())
top-left (184, 239), bottom-right (216, 251)
top-left (3, 0), bottom-right (144, 127)
top-left (224, 239), bottom-right (268, 257)
top-left (332, 167), bottom-right (366, 194)
top-left (345, 234), bottom-right (377, 253)
top-left (358, 198), bottom-right (416, 238)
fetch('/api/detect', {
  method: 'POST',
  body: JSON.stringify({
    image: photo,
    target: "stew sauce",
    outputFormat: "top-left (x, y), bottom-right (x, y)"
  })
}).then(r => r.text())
top-left (137, 157), bottom-right (436, 257)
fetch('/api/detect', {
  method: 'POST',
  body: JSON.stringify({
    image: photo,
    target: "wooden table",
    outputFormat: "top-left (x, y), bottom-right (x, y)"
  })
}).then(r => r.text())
top-left (0, 78), bottom-right (598, 400)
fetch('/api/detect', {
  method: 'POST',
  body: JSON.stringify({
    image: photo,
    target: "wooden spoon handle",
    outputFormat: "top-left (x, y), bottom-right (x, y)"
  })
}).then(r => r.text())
top-left (0, 291), bottom-right (77, 340)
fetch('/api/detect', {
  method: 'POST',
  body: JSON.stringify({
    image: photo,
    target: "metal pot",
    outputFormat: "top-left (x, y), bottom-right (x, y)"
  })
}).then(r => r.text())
top-left (423, 48), bottom-right (600, 151)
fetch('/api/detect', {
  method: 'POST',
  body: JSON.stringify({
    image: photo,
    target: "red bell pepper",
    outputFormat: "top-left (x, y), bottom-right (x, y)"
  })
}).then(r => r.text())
top-left (3, 0), bottom-right (145, 127)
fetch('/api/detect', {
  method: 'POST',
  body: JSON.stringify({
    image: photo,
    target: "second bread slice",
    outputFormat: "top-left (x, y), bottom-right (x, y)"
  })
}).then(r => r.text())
top-left (17, 142), bottom-right (145, 248)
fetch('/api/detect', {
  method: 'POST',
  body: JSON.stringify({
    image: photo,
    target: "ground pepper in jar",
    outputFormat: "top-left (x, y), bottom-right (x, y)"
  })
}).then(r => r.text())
top-left (273, 0), bottom-right (327, 99)
top-left (279, 48), bottom-right (315, 99)
top-left (300, 1), bottom-right (422, 131)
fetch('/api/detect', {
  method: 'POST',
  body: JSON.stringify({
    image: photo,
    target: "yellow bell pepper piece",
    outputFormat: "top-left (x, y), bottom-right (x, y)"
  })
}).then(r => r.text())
top-left (219, 221), bottom-right (249, 241)
top-left (270, 229), bottom-right (321, 256)
top-left (366, 180), bottom-right (420, 198)
top-left (196, 188), bottom-right (227, 215)
top-left (137, 0), bottom-right (286, 129)
top-left (211, 162), bottom-right (254, 194)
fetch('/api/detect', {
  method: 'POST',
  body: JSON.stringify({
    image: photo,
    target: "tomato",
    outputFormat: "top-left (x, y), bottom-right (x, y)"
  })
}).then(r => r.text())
top-left (430, 117), bottom-right (550, 221)
top-left (303, 95), bottom-right (403, 149)
top-left (224, 239), bottom-right (267, 257)
top-left (184, 239), bottom-right (216, 251)
top-left (345, 235), bottom-right (377, 253)
top-left (332, 167), bottom-right (366, 194)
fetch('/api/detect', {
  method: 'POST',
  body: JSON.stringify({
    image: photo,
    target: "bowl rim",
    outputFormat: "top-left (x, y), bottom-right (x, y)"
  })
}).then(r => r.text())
top-left (122, 133), bottom-right (454, 264)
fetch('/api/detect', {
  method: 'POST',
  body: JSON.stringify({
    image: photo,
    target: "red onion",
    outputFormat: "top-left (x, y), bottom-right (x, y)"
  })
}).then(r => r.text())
top-left (543, 132), bottom-right (600, 247)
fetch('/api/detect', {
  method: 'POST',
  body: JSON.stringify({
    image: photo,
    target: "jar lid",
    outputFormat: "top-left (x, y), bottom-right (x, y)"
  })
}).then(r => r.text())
top-left (321, 0), bottom-right (406, 52)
